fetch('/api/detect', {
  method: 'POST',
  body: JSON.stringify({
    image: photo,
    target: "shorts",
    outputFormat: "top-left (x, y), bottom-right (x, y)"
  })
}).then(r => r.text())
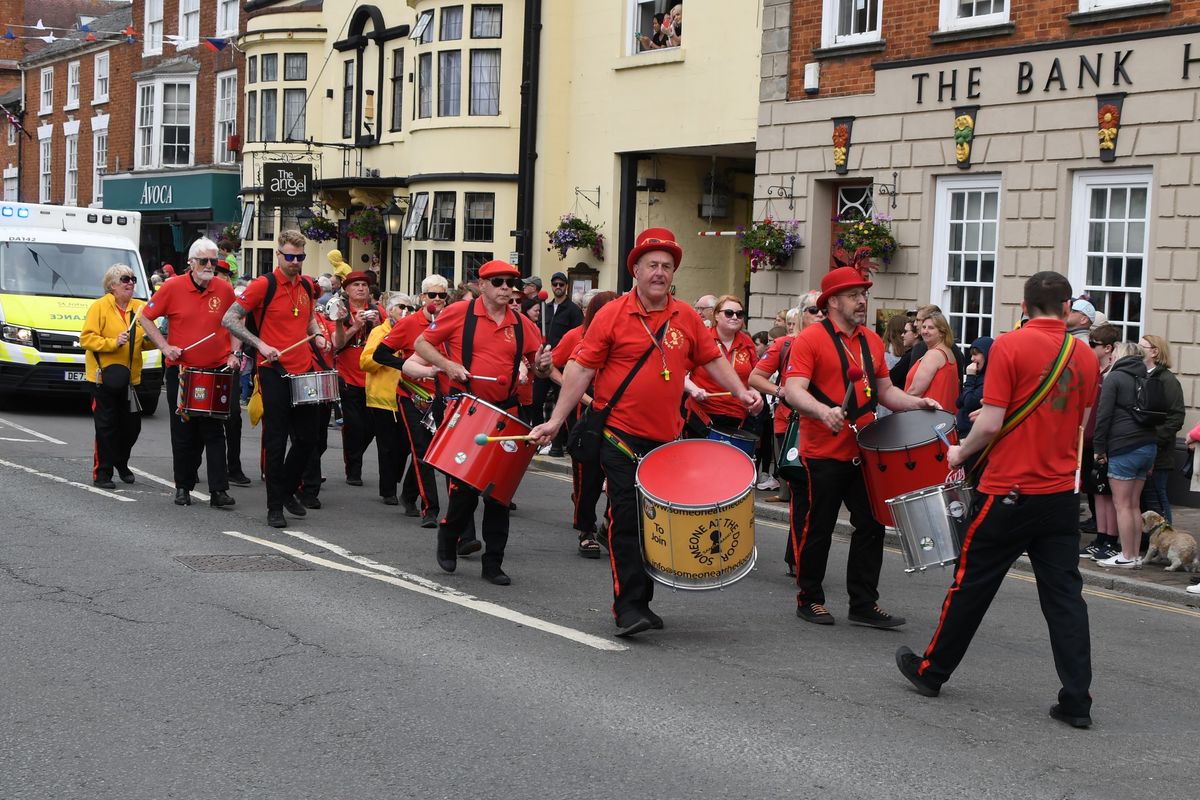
top-left (1105, 442), bottom-right (1156, 482)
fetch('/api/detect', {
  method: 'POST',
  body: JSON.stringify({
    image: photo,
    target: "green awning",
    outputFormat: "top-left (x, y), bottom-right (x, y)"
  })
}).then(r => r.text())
top-left (102, 171), bottom-right (242, 222)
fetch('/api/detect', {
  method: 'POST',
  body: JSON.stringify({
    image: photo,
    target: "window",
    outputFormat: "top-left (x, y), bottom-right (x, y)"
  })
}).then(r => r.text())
top-left (136, 84), bottom-right (155, 167)
top-left (215, 71), bottom-right (237, 163)
top-left (472, 5), bottom-right (503, 37)
top-left (66, 62), bottom-right (80, 109)
top-left (411, 250), bottom-right (428, 290)
top-left (1070, 170), bottom-right (1151, 342)
top-left (342, 60), bottom-right (354, 137)
top-left (821, 0), bottom-right (882, 48)
top-left (469, 50), bottom-right (500, 115)
top-left (258, 204), bottom-right (275, 240)
top-left (464, 192), bottom-right (495, 241)
top-left (145, 0), bottom-right (163, 54)
top-left (261, 54), bottom-right (278, 82)
top-left (135, 80), bottom-right (196, 168)
top-left (64, 134), bottom-right (78, 206)
top-left (430, 192), bottom-right (457, 240)
top-left (390, 48), bottom-right (404, 131)
top-left (93, 52), bottom-right (109, 103)
top-left (39, 68), bottom-right (53, 114)
top-left (940, 0), bottom-right (1008, 30)
top-left (4, 170), bottom-right (17, 202)
top-left (6, 122), bottom-right (14, 146)
top-left (438, 51), bottom-right (461, 116)
top-left (412, 10), bottom-right (434, 43)
top-left (462, 251), bottom-right (492, 282)
top-left (433, 251), bottom-right (456, 283)
top-left (283, 88), bottom-right (306, 140)
top-left (284, 53), bottom-right (307, 81)
top-left (39, 138), bottom-right (51, 202)
top-left (260, 89), bottom-right (277, 142)
top-left (248, 56), bottom-right (258, 84)
top-left (179, 0), bottom-right (200, 47)
top-left (246, 90), bottom-right (258, 142)
top-left (417, 53), bottom-right (433, 118)
top-left (403, 192), bottom-right (429, 239)
top-left (441, 6), bottom-right (463, 39)
top-left (932, 177), bottom-right (1000, 346)
top-left (257, 249), bottom-right (274, 276)
top-left (92, 130), bottom-right (107, 204)
top-left (218, 0), bottom-right (239, 36)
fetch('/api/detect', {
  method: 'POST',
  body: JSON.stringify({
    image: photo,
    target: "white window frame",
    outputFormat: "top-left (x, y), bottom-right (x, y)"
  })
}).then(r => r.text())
top-left (65, 61), bottom-right (80, 110)
top-left (145, 0), bottom-right (164, 55)
top-left (93, 52), bottom-right (110, 104)
top-left (39, 68), bottom-right (53, 115)
top-left (64, 133), bottom-right (78, 206)
top-left (939, 0), bottom-right (1008, 32)
top-left (931, 175), bottom-right (1002, 346)
top-left (92, 122), bottom-right (108, 206)
top-left (214, 70), bottom-right (238, 164)
top-left (282, 88), bottom-right (306, 141)
top-left (217, 0), bottom-right (240, 37)
top-left (1068, 168), bottom-right (1152, 342)
top-left (39, 138), bottom-right (52, 203)
top-left (178, 0), bottom-right (201, 49)
top-left (6, 121), bottom-right (15, 146)
top-left (3, 167), bottom-right (17, 202)
top-left (1079, 0), bottom-right (1151, 11)
top-left (134, 77), bottom-right (198, 170)
top-left (626, 0), bottom-right (662, 56)
top-left (821, 0), bottom-right (883, 49)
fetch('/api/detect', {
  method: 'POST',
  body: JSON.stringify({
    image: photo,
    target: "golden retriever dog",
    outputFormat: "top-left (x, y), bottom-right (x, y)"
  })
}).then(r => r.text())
top-left (1141, 511), bottom-right (1199, 572)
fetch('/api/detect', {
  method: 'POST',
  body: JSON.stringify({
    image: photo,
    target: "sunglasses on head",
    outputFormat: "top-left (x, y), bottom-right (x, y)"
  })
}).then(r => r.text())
top-left (720, 309), bottom-right (745, 319)
top-left (489, 277), bottom-right (522, 289)
top-left (804, 306), bottom-right (821, 315)
top-left (117, 275), bottom-right (137, 285)
top-left (426, 291), bottom-right (448, 299)
top-left (276, 250), bottom-right (307, 263)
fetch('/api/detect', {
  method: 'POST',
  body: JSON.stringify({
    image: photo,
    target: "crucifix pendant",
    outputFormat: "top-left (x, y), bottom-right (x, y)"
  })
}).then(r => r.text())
top-left (292, 307), bottom-right (299, 317)
top-left (864, 383), bottom-right (872, 398)
top-left (661, 369), bottom-right (671, 381)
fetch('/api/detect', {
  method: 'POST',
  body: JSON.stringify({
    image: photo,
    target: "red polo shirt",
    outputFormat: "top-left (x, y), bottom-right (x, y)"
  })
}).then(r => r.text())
top-left (755, 334), bottom-right (797, 434)
top-left (552, 325), bottom-right (584, 370)
top-left (785, 321), bottom-right (889, 461)
top-left (979, 318), bottom-right (1098, 495)
top-left (381, 310), bottom-right (439, 399)
top-left (334, 302), bottom-right (384, 388)
top-left (141, 274), bottom-right (235, 369)
top-left (689, 329), bottom-right (756, 420)
top-left (419, 296), bottom-right (542, 406)
top-left (575, 291), bottom-right (719, 442)
top-left (236, 268), bottom-right (317, 374)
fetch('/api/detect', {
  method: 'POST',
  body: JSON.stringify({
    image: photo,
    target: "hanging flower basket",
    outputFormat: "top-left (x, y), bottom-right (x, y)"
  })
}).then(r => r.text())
top-left (546, 213), bottom-right (604, 261)
top-left (737, 217), bottom-right (801, 273)
top-left (347, 206), bottom-right (385, 244)
top-left (299, 213), bottom-right (339, 243)
top-left (219, 222), bottom-right (242, 251)
top-left (833, 212), bottom-right (898, 277)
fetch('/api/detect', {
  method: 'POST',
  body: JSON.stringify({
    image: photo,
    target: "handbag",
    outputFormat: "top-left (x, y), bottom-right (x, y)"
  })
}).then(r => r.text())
top-left (776, 411), bottom-right (805, 482)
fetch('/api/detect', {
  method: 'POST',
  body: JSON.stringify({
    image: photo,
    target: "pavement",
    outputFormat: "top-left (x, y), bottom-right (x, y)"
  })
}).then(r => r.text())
top-left (530, 453), bottom-right (1200, 607)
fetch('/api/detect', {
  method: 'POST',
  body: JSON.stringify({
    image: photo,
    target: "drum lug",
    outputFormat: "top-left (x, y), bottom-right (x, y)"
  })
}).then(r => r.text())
top-left (905, 461), bottom-right (916, 470)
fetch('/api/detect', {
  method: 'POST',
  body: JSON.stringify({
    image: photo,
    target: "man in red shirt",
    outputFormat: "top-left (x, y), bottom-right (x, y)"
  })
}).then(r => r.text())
top-left (530, 228), bottom-right (762, 636)
top-left (331, 271), bottom-right (383, 486)
top-left (783, 267), bottom-right (938, 629)
top-left (896, 271), bottom-right (1100, 729)
top-left (140, 238), bottom-right (239, 509)
top-left (223, 230), bottom-right (332, 529)
top-left (415, 260), bottom-right (551, 585)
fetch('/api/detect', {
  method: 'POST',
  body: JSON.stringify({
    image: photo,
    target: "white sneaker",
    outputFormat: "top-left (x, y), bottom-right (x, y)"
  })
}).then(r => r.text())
top-left (757, 477), bottom-right (780, 490)
top-left (1187, 583), bottom-right (1200, 594)
top-left (537, 445), bottom-right (551, 455)
top-left (1096, 554), bottom-right (1139, 569)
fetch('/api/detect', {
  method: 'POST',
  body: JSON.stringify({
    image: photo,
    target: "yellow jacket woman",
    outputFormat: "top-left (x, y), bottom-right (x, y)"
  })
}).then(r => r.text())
top-left (361, 317), bottom-right (400, 412)
top-left (360, 295), bottom-right (418, 506)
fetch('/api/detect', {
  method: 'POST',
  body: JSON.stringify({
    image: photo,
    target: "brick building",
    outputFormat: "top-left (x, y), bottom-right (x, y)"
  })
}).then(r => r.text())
top-left (754, 0), bottom-right (1200, 418)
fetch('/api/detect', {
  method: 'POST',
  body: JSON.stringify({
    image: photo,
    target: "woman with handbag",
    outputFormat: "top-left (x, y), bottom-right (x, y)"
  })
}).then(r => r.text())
top-left (80, 264), bottom-right (155, 489)
top-left (1138, 334), bottom-right (1186, 523)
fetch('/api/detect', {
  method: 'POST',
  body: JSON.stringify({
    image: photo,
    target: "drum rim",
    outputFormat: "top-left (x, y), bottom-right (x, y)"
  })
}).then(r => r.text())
top-left (885, 479), bottom-right (968, 506)
top-left (635, 438), bottom-right (756, 501)
top-left (857, 409), bottom-right (956, 451)
top-left (455, 393), bottom-right (529, 431)
top-left (637, 485), bottom-right (754, 513)
top-left (708, 426), bottom-right (758, 442)
top-left (645, 546), bottom-right (759, 591)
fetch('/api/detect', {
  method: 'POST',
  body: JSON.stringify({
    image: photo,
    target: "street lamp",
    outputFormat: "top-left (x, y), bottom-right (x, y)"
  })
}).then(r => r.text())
top-left (383, 198), bottom-right (405, 236)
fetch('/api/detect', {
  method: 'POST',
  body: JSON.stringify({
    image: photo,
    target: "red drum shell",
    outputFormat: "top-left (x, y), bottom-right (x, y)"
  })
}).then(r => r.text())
top-left (856, 409), bottom-right (957, 528)
top-left (423, 394), bottom-right (534, 505)
top-left (179, 368), bottom-right (232, 419)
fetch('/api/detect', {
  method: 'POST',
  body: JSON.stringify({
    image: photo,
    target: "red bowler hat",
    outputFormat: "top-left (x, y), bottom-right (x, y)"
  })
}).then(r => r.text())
top-left (343, 270), bottom-right (371, 287)
top-left (478, 259), bottom-right (520, 279)
top-left (626, 227), bottom-right (683, 274)
top-left (817, 266), bottom-right (873, 309)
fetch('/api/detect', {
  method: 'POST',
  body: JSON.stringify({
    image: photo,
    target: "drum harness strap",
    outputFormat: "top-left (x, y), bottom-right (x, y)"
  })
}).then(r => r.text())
top-left (247, 272), bottom-right (323, 377)
top-left (806, 319), bottom-right (878, 424)
top-left (594, 320), bottom-right (670, 463)
top-left (461, 296), bottom-right (524, 411)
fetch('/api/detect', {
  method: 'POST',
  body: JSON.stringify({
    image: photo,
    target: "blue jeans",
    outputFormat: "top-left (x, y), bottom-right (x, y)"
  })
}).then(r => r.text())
top-left (1140, 467), bottom-right (1172, 523)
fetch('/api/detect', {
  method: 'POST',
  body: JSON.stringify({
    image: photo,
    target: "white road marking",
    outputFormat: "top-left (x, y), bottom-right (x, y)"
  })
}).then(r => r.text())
top-left (0, 457), bottom-right (135, 502)
top-left (220, 529), bottom-right (628, 653)
top-left (130, 467), bottom-right (210, 502)
top-left (0, 437), bottom-right (37, 443)
top-left (0, 417), bottom-right (67, 445)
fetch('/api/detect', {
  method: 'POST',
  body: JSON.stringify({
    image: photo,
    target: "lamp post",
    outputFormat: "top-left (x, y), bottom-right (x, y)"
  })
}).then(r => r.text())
top-left (383, 198), bottom-right (406, 290)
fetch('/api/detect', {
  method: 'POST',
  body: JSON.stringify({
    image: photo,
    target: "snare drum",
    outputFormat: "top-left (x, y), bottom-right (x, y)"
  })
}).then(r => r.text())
top-left (423, 394), bottom-right (534, 505)
top-left (179, 368), bottom-right (232, 419)
top-left (289, 370), bottom-right (340, 405)
top-left (707, 426), bottom-right (758, 458)
top-left (886, 481), bottom-right (973, 573)
top-left (856, 409), bottom-right (957, 528)
top-left (637, 438), bottom-right (757, 591)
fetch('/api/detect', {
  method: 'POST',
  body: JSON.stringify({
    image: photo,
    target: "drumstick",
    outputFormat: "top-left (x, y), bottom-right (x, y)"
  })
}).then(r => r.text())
top-left (278, 334), bottom-right (316, 356)
top-left (180, 332), bottom-right (216, 352)
top-left (706, 391), bottom-right (733, 398)
top-left (469, 374), bottom-right (510, 386)
top-left (474, 433), bottom-right (534, 445)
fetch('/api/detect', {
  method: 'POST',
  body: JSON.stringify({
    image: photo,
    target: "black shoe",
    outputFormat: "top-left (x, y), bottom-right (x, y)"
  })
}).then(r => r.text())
top-left (268, 510), bottom-right (287, 528)
top-left (1049, 703), bottom-right (1092, 729)
top-left (93, 478), bottom-right (116, 490)
top-left (848, 604), bottom-right (906, 629)
top-left (457, 539), bottom-right (482, 557)
top-left (615, 613), bottom-right (654, 638)
top-left (118, 469), bottom-right (135, 484)
top-left (346, 476), bottom-right (364, 487)
top-left (209, 491), bottom-right (236, 509)
top-left (895, 646), bottom-right (940, 697)
top-left (421, 512), bottom-right (439, 529)
top-left (796, 602), bottom-right (835, 625)
top-left (174, 488), bottom-right (192, 506)
top-left (1079, 518), bottom-right (1098, 534)
top-left (643, 607), bottom-right (664, 630)
top-left (283, 496), bottom-right (307, 517)
top-left (483, 569), bottom-right (511, 586)
top-left (402, 500), bottom-right (420, 517)
top-left (382, 495), bottom-right (399, 506)
top-left (300, 495), bottom-right (321, 510)
top-left (508, 501), bottom-right (517, 511)
top-left (437, 557), bottom-right (457, 573)
top-left (228, 472), bottom-right (252, 487)
top-left (548, 447), bottom-right (564, 458)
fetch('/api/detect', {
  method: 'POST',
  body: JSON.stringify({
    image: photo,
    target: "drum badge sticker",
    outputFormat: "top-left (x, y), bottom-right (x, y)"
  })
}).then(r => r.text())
top-left (500, 441), bottom-right (518, 453)
top-left (454, 451), bottom-right (468, 464)
top-left (947, 499), bottom-right (967, 519)
top-left (643, 500), bottom-right (657, 520)
top-left (919, 536), bottom-right (936, 551)
top-left (193, 386), bottom-right (207, 401)
top-left (787, 447), bottom-right (799, 461)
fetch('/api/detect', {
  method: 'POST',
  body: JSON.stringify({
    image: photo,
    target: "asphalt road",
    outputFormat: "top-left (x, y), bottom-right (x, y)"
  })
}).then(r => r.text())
top-left (1, 393), bottom-right (1197, 800)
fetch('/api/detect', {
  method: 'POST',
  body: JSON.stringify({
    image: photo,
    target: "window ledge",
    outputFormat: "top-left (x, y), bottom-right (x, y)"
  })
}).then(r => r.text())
top-left (812, 40), bottom-right (886, 60)
top-left (92, 98), bottom-right (109, 106)
top-left (929, 22), bottom-right (1015, 44)
top-left (614, 46), bottom-right (685, 71)
top-left (63, 103), bottom-right (79, 112)
top-left (1067, 1), bottom-right (1171, 25)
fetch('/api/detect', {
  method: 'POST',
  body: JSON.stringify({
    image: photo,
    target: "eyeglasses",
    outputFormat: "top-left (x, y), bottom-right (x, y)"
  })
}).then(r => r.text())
top-left (277, 251), bottom-right (307, 263)
top-left (804, 306), bottom-right (821, 315)
top-left (426, 291), bottom-right (448, 299)
top-left (192, 257), bottom-right (219, 266)
top-left (117, 275), bottom-right (137, 285)
top-left (489, 277), bottom-right (522, 289)
top-left (694, 305), bottom-right (714, 312)
top-left (720, 309), bottom-right (745, 319)
top-left (551, 282), bottom-right (567, 288)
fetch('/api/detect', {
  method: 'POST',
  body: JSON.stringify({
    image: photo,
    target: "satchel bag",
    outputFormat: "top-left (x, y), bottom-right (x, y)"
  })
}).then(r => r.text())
top-left (100, 364), bottom-right (131, 391)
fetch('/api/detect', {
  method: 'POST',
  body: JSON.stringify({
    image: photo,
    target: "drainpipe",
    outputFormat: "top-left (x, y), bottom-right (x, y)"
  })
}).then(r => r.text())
top-left (513, 0), bottom-right (542, 276)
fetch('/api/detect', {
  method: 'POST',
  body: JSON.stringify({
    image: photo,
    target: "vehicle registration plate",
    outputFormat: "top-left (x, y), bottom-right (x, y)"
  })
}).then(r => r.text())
top-left (64, 371), bottom-right (88, 382)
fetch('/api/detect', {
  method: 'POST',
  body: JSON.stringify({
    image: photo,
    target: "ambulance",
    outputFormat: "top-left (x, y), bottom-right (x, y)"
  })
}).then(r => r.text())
top-left (0, 202), bottom-right (162, 413)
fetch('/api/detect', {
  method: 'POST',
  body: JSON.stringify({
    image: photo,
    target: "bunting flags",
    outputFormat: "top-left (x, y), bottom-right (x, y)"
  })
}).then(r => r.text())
top-left (204, 38), bottom-right (228, 52)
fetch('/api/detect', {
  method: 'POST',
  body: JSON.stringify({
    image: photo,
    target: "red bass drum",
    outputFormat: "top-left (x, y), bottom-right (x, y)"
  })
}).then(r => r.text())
top-left (856, 408), bottom-right (957, 528)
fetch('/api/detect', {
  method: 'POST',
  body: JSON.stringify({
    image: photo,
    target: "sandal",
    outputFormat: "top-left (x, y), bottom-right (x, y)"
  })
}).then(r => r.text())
top-left (578, 534), bottom-right (603, 559)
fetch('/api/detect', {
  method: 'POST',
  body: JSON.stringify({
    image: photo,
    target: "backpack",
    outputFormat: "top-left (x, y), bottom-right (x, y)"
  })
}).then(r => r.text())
top-left (1131, 370), bottom-right (1169, 428)
top-left (243, 272), bottom-right (315, 359)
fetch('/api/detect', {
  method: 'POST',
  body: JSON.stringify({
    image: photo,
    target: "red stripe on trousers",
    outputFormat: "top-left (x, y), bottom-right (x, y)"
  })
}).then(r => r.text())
top-left (397, 406), bottom-right (433, 510)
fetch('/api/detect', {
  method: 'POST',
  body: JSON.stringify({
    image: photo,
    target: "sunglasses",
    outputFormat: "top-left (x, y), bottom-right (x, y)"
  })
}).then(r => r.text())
top-left (426, 291), bottom-right (448, 299)
top-left (804, 306), bottom-right (821, 315)
top-left (397, 305), bottom-right (413, 312)
top-left (489, 277), bottom-right (522, 289)
top-left (551, 281), bottom-right (566, 288)
top-left (720, 309), bottom-right (745, 319)
top-left (117, 275), bottom-right (137, 285)
top-left (192, 257), bottom-right (219, 266)
top-left (277, 251), bottom-right (307, 263)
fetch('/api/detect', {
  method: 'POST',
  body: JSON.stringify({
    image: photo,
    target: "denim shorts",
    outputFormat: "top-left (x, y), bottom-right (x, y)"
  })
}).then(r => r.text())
top-left (1106, 442), bottom-right (1157, 481)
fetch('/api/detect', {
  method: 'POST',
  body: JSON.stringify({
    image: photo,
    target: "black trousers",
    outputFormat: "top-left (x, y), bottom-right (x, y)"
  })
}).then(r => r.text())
top-left (787, 457), bottom-right (884, 610)
top-left (339, 382), bottom-right (372, 480)
top-left (572, 456), bottom-right (606, 535)
top-left (369, 406), bottom-right (419, 502)
top-left (165, 366), bottom-right (228, 492)
top-left (438, 481), bottom-right (508, 572)
top-left (600, 427), bottom-right (667, 621)
top-left (916, 490), bottom-right (1092, 715)
top-left (300, 401), bottom-right (332, 500)
top-left (398, 396), bottom-right (440, 514)
top-left (259, 367), bottom-right (321, 512)
top-left (224, 374), bottom-right (243, 477)
top-left (91, 383), bottom-right (141, 482)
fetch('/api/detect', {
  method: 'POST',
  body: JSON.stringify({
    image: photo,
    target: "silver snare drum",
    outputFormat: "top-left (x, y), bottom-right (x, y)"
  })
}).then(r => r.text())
top-left (886, 481), bottom-right (973, 574)
top-left (289, 370), bottom-right (340, 405)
